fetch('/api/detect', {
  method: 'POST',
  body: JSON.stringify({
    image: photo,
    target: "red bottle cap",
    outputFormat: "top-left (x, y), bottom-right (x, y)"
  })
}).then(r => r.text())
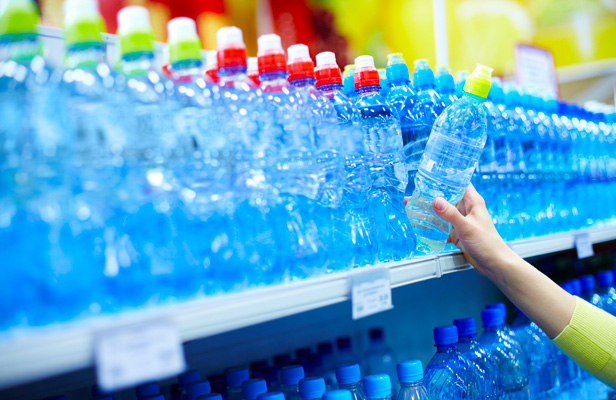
top-left (354, 55), bottom-right (380, 89)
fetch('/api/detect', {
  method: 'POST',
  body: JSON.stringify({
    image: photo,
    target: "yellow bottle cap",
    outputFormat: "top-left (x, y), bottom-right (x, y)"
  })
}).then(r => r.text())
top-left (463, 63), bottom-right (493, 98)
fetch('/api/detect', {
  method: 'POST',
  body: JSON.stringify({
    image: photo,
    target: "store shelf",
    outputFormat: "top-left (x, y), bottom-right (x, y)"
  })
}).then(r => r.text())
top-left (1, 225), bottom-right (616, 390)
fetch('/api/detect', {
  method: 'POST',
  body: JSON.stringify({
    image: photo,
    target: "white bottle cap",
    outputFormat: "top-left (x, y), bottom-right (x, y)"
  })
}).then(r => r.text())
top-left (117, 6), bottom-right (151, 35)
top-left (257, 33), bottom-right (282, 55)
top-left (315, 51), bottom-right (337, 68)
top-left (63, 0), bottom-right (99, 27)
top-left (167, 17), bottom-right (197, 43)
top-left (216, 26), bottom-right (244, 49)
top-left (247, 56), bottom-right (258, 73)
top-left (206, 50), bottom-right (218, 69)
top-left (287, 44), bottom-right (310, 64)
top-left (354, 55), bottom-right (375, 70)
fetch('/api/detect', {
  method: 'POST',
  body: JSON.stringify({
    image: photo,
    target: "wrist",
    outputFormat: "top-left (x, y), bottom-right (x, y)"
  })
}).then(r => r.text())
top-left (483, 242), bottom-right (520, 284)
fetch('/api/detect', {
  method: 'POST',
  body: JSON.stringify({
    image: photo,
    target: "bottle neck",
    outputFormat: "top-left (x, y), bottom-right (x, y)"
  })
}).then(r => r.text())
top-left (290, 77), bottom-right (316, 88)
top-left (169, 59), bottom-right (203, 80)
top-left (435, 343), bottom-right (457, 353)
top-left (415, 83), bottom-right (435, 92)
top-left (316, 83), bottom-right (343, 97)
top-left (400, 380), bottom-right (423, 389)
top-left (65, 43), bottom-right (106, 69)
top-left (483, 324), bottom-right (503, 334)
top-left (462, 91), bottom-right (485, 103)
top-left (121, 51), bottom-right (155, 76)
top-left (218, 65), bottom-right (248, 78)
top-left (2, 34), bottom-right (40, 63)
top-left (260, 70), bottom-right (291, 91)
top-left (357, 85), bottom-right (381, 96)
top-left (338, 381), bottom-right (361, 390)
top-left (388, 79), bottom-right (411, 88)
top-left (457, 334), bottom-right (476, 344)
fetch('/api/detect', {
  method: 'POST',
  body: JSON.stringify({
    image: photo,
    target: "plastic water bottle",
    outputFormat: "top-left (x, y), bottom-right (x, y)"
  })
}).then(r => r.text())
top-left (318, 341), bottom-right (338, 376)
top-left (315, 51), bottom-right (377, 268)
top-left (243, 379), bottom-right (268, 400)
top-left (335, 364), bottom-right (365, 400)
top-left (406, 64), bottom-right (492, 254)
top-left (396, 360), bottom-right (431, 400)
top-left (378, 69), bottom-right (389, 98)
top-left (480, 308), bottom-right (530, 400)
top-left (227, 367), bottom-right (251, 400)
top-left (363, 328), bottom-right (397, 381)
top-left (257, 392), bottom-right (285, 400)
top-left (343, 65), bottom-right (357, 101)
top-left (179, 370), bottom-right (203, 398)
top-left (336, 337), bottom-right (359, 365)
top-left (363, 375), bottom-right (392, 400)
top-left (597, 270), bottom-right (616, 315)
top-left (186, 381), bottom-right (212, 400)
top-left (280, 365), bottom-right (305, 400)
top-left (324, 389), bottom-right (354, 400)
top-left (300, 377), bottom-right (326, 400)
top-left (435, 66), bottom-right (458, 107)
top-left (353, 54), bottom-right (415, 262)
top-left (384, 53), bottom-right (419, 196)
top-left (424, 325), bottom-right (482, 400)
top-left (453, 317), bottom-right (503, 400)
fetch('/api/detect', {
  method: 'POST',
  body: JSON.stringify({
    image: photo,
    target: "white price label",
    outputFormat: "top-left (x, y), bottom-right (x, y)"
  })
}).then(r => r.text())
top-left (95, 320), bottom-right (186, 391)
top-left (575, 234), bottom-right (594, 259)
top-left (351, 267), bottom-right (393, 320)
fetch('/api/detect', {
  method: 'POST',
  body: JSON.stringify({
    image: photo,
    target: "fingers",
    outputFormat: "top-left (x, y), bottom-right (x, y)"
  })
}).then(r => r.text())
top-left (433, 197), bottom-right (467, 228)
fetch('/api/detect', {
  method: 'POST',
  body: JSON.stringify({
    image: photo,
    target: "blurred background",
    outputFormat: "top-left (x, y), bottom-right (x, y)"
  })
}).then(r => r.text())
top-left (36, 0), bottom-right (616, 105)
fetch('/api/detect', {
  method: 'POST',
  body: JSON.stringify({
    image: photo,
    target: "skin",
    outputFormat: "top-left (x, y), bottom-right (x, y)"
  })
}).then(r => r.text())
top-left (407, 184), bottom-right (576, 339)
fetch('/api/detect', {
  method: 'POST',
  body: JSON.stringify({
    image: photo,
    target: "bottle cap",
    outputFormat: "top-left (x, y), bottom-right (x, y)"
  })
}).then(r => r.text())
top-left (317, 341), bottom-right (333, 355)
top-left (412, 59), bottom-right (435, 88)
top-left (435, 65), bottom-right (455, 94)
top-left (452, 317), bottom-right (477, 337)
top-left (314, 51), bottom-right (342, 88)
top-left (335, 363), bottom-right (361, 385)
top-left (336, 336), bottom-right (352, 351)
top-left (280, 365), bottom-right (305, 386)
top-left (63, 0), bottom-right (103, 45)
top-left (257, 392), bottom-right (285, 400)
top-left (197, 394), bottom-right (223, 400)
top-left (179, 370), bottom-right (202, 389)
top-left (136, 381), bottom-right (160, 398)
top-left (216, 26), bottom-right (247, 69)
top-left (396, 360), bottom-right (423, 383)
top-left (597, 271), bottom-right (614, 287)
top-left (247, 56), bottom-right (259, 75)
top-left (353, 55), bottom-right (380, 89)
top-left (273, 353), bottom-right (292, 368)
top-left (242, 379), bottom-right (268, 400)
top-left (433, 325), bottom-right (458, 345)
top-left (226, 367), bottom-right (250, 388)
top-left (117, 6), bottom-right (154, 55)
top-left (580, 275), bottom-right (596, 292)
top-left (287, 44), bottom-right (314, 81)
top-left (385, 53), bottom-right (410, 84)
top-left (188, 380), bottom-right (212, 400)
top-left (481, 308), bottom-right (504, 327)
top-left (485, 302), bottom-right (506, 315)
top-left (0, 0), bottom-right (38, 36)
top-left (362, 374), bottom-right (391, 398)
top-left (323, 390), bottom-right (352, 400)
top-left (167, 17), bottom-right (201, 65)
top-left (257, 33), bottom-right (286, 75)
top-left (299, 377), bottom-right (326, 400)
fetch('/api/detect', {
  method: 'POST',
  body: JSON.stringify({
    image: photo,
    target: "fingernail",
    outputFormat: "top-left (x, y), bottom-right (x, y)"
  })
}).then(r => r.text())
top-left (434, 197), bottom-right (446, 211)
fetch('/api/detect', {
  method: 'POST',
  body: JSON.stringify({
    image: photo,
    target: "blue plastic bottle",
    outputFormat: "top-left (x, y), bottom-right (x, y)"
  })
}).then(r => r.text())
top-left (597, 270), bottom-right (616, 315)
top-left (363, 328), bottom-right (397, 383)
top-left (243, 379), bottom-right (268, 400)
top-left (396, 360), bottom-right (431, 400)
top-left (435, 66), bottom-right (458, 107)
top-left (280, 365), bottom-right (305, 400)
top-left (424, 325), bottom-right (482, 400)
top-left (336, 364), bottom-right (365, 400)
top-left (323, 389), bottom-right (353, 400)
top-left (406, 64), bottom-right (492, 254)
top-left (343, 65), bottom-right (357, 101)
top-left (353, 54), bottom-right (415, 262)
top-left (480, 308), bottom-right (530, 400)
top-left (453, 317), bottom-right (503, 400)
top-left (227, 367), bottom-right (251, 400)
top-left (299, 377), bottom-right (326, 400)
top-left (363, 375), bottom-right (392, 400)
top-left (384, 53), bottom-right (419, 196)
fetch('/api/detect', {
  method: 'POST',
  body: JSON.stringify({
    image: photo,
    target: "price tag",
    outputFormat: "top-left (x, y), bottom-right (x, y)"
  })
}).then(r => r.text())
top-left (575, 234), bottom-right (594, 259)
top-left (95, 319), bottom-right (186, 391)
top-left (515, 43), bottom-right (558, 98)
top-left (351, 267), bottom-right (393, 320)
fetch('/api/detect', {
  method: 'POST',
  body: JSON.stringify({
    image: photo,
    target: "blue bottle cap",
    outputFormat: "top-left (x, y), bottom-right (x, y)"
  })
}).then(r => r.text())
top-left (412, 59), bottom-right (435, 88)
top-left (486, 302), bottom-right (507, 316)
top-left (335, 363), bottom-right (361, 384)
top-left (274, 354), bottom-right (292, 368)
top-left (343, 75), bottom-right (356, 97)
top-left (179, 370), bottom-right (202, 389)
top-left (435, 66), bottom-right (455, 94)
top-left (136, 382), bottom-right (160, 398)
top-left (396, 360), bottom-right (423, 383)
top-left (226, 367), bottom-right (250, 388)
top-left (188, 380), bottom-right (212, 400)
top-left (242, 378), bottom-right (268, 400)
top-left (280, 365), bottom-right (305, 386)
top-left (452, 317), bottom-right (476, 337)
top-left (597, 271), bottom-right (614, 287)
top-left (385, 54), bottom-right (410, 85)
top-left (433, 325), bottom-right (458, 345)
top-left (481, 308), bottom-right (504, 327)
top-left (580, 275), bottom-right (595, 292)
top-left (317, 342), bottom-right (333, 355)
top-left (257, 392), bottom-right (285, 400)
top-left (197, 394), bottom-right (223, 400)
top-left (299, 377), bottom-right (326, 400)
top-left (336, 336), bottom-right (351, 351)
top-left (323, 390), bottom-right (353, 400)
top-left (362, 374), bottom-right (391, 398)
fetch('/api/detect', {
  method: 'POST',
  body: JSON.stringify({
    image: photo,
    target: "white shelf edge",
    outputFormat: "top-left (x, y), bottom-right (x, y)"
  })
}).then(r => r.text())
top-left (1, 225), bottom-right (616, 390)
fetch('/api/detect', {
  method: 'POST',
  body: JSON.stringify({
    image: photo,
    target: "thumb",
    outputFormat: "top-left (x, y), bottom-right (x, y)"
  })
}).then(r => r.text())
top-left (433, 197), bottom-right (466, 228)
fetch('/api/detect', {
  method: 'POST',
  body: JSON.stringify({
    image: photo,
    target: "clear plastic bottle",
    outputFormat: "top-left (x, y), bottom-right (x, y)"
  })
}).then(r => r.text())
top-left (242, 379), bottom-right (268, 400)
top-left (280, 365), bottom-right (305, 400)
top-left (226, 367), bottom-right (251, 400)
top-left (363, 328), bottom-right (397, 382)
top-left (406, 64), bottom-right (492, 254)
top-left (300, 377), bottom-right (326, 400)
top-left (479, 308), bottom-right (530, 400)
top-left (453, 317), bottom-right (503, 400)
top-left (353, 55), bottom-right (415, 262)
top-left (315, 51), bottom-right (377, 268)
top-left (434, 66), bottom-right (458, 107)
top-left (396, 360), bottom-right (431, 400)
top-left (424, 325), bottom-right (482, 400)
top-left (363, 375), bottom-right (392, 400)
top-left (335, 364), bottom-right (366, 400)
top-left (323, 389), bottom-right (354, 400)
